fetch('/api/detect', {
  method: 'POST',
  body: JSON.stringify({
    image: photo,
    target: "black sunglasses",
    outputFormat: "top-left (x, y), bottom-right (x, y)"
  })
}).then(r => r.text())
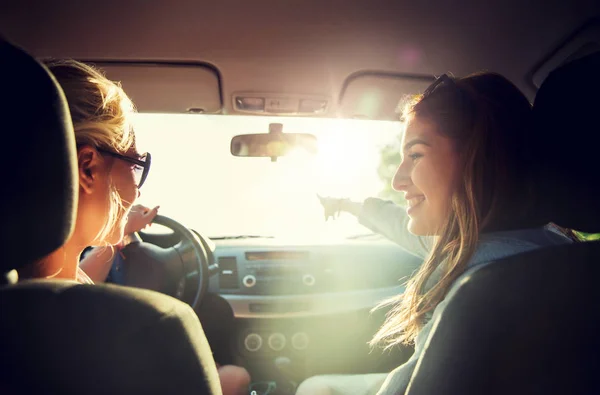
top-left (399, 74), bottom-right (461, 121)
top-left (98, 149), bottom-right (151, 188)
top-left (423, 73), bottom-right (457, 98)
top-left (421, 73), bottom-right (474, 117)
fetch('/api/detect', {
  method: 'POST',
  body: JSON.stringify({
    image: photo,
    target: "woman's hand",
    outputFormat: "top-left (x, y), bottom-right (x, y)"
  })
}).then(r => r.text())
top-left (317, 195), bottom-right (344, 221)
top-left (318, 195), bottom-right (365, 220)
top-left (124, 204), bottom-right (159, 235)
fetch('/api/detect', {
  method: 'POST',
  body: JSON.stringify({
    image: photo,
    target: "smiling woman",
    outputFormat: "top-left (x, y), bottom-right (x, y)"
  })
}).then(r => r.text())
top-left (393, 117), bottom-right (457, 235)
top-left (298, 71), bottom-right (577, 395)
top-left (132, 114), bottom-right (400, 240)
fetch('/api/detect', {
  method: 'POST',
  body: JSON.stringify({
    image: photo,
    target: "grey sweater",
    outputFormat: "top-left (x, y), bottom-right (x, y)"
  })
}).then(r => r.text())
top-left (356, 198), bottom-right (572, 395)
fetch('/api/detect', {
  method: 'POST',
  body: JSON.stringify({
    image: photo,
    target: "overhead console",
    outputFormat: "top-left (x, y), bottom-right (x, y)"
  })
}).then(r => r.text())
top-left (90, 61), bottom-right (223, 114)
top-left (231, 72), bottom-right (435, 120)
top-left (232, 92), bottom-right (330, 116)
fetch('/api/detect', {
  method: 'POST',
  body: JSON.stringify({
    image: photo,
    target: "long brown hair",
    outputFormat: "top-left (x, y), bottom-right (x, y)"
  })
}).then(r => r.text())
top-left (371, 72), bottom-right (543, 348)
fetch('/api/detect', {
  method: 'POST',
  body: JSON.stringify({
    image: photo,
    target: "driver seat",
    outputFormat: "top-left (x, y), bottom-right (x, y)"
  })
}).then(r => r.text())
top-left (0, 39), bottom-right (222, 395)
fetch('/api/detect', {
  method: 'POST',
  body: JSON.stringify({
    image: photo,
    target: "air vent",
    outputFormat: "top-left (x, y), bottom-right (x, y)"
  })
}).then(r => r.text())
top-left (218, 257), bottom-right (239, 289)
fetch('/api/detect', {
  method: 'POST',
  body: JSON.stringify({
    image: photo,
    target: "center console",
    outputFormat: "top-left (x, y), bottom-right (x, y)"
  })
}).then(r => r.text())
top-left (207, 242), bottom-right (422, 395)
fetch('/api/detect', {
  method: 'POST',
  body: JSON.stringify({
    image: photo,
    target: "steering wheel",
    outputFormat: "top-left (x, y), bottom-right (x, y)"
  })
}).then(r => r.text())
top-left (109, 215), bottom-right (210, 309)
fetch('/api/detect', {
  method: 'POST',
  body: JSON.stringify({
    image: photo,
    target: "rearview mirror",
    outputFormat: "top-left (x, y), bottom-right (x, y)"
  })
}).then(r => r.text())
top-left (230, 123), bottom-right (318, 161)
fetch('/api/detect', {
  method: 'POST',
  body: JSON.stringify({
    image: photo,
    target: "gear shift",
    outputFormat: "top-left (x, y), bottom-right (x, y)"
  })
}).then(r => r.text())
top-left (274, 357), bottom-right (293, 378)
top-left (274, 356), bottom-right (298, 394)
top-left (247, 357), bottom-right (299, 395)
top-left (248, 381), bottom-right (276, 395)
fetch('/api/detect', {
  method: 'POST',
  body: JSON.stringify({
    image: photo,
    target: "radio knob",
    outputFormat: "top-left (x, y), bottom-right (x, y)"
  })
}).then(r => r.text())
top-left (268, 333), bottom-right (286, 351)
top-left (244, 333), bottom-right (263, 352)
top-left (291, 332), bottom-right (309, 350)
top-left (302, 274), bottom-right (316, 286)
top-left (243, 274), bottom-right (257, 288)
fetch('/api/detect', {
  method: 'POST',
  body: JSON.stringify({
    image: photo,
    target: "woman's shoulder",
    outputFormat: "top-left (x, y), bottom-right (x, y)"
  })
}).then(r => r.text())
top-left (76, 267), bottom-right (95, 285)
top-left (471, 225), bottom-right (572, 268)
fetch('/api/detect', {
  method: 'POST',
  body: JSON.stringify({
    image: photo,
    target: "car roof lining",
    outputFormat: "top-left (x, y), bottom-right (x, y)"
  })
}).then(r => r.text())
top-left (1, 0), bottom-right (598, 119)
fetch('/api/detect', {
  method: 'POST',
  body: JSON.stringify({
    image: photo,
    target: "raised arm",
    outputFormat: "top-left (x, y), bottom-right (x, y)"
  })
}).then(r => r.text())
top-left (319, 195), bottom-right (430, 258)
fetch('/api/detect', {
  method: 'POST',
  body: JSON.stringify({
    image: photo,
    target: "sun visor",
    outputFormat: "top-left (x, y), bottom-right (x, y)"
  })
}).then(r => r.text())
top-left (91, 62), bottom-right (222, 114)
top-left (338, 71), bottom-right (433, 121)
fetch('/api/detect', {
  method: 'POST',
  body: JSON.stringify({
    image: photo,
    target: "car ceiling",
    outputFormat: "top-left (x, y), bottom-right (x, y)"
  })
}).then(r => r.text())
top-left (1, 0), bottom-right (598, 118)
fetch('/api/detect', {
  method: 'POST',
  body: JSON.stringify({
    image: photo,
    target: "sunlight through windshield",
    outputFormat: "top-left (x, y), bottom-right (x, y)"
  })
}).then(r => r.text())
top-left (133, 114), bottom-right (401, 241)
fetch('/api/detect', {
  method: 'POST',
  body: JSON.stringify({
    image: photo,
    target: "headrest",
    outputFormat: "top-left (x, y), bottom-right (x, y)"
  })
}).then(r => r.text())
top-left (532, 51), bottom-right (600, 233)
top-left (0, 39), bottom-right (78, 275)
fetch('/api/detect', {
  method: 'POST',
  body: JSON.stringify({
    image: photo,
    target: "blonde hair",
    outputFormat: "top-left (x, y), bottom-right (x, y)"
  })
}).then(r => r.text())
top-left (45, 59), bottom-right (136, 244)
top-left (371, 72), bottom-right (541, 348)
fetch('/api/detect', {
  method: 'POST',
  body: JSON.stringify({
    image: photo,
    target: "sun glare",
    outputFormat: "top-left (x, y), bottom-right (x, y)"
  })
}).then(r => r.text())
top-left (132, 114), bottom-right (401, 239)
top-left (315, 131), bottom-right (380, 198)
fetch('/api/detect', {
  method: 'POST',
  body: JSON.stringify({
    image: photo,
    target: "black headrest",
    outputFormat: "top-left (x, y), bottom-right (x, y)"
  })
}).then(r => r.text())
top-left (0, 39), bottom-right (78, 275)
top-left (532, 51), bottom-right (600, 233)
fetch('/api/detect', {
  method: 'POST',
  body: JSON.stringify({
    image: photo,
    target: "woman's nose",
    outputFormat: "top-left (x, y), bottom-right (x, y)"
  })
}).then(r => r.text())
top-left (392, 163), bottom-right (410, 192)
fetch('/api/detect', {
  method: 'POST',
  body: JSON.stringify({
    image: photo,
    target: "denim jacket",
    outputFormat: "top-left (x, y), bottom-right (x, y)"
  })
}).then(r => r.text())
top-left (357, 198), bottom-right (573, 395)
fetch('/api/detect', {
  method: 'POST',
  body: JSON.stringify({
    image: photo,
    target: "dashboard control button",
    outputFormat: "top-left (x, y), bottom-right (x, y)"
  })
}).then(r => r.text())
top-left (302, 274), bottom-right (316, 286)
top-left (243, 274), bottom-right (257, 288)
top-left (291, 332), bottom-right (309, 350)
top-left (244, 333), bottom-right (263, 352)
top-left (175, 277), bottom-right (186, 299)
top-left (268, 333), bottom-right (286, 351)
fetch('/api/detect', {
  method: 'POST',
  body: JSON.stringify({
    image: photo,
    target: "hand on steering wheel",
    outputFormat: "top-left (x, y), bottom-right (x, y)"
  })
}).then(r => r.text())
top-left (124, 204), bottom-right (160, 235)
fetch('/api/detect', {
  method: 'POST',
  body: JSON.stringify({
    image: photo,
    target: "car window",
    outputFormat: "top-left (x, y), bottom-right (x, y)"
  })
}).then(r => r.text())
top-left (133, 114), bottom-right (401, 241)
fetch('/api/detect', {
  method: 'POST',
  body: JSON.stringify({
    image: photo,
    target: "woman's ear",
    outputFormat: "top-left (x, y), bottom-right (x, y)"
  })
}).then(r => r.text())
top-left (77, 145), bottom-right (102, 195)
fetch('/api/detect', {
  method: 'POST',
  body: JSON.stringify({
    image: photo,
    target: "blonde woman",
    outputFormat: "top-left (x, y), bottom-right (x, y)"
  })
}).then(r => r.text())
top-left (300, 73), bottom-right (575, 395)
top-left (18, 59), bottom-right (142, 283)
top-left (18, 59), bottom-right (250, 395)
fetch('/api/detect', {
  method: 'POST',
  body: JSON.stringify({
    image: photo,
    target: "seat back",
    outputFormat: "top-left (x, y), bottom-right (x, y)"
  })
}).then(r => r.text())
top-left (0, 39), bottom-right (221, 395)
top-left (0, 38), bottom-right (78, 283)
top-left (406, 241), bottom-right (600, 395)
top-left (406, 52), bottom-right (600, 395)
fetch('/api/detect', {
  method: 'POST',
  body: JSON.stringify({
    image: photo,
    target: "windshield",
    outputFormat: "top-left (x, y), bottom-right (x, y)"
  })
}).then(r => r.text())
top-left (133, 114), bottom-right (401, 241)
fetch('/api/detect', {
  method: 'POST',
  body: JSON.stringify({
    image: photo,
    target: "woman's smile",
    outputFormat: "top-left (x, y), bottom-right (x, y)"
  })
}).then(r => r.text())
top-left (405, 194), bottom-right (425, 215)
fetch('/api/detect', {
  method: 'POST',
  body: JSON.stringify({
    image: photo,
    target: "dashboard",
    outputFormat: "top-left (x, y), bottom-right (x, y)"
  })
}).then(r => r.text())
top-left (211, 238), bottom-right (421, 318)
top-left (206, 237), bottom-right (422, 380)
top-left (137, 230), bottom-right (421, 381)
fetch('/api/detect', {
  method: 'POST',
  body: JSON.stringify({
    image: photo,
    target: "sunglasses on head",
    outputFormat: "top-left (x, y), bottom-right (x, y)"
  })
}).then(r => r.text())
top-left (399, 74), bottom-right (462, 121)
top-left (420, 73), bottom-right (474, 118)
top-left (423, 73), bottom-right (458, 98)
top-left (97, 149), bottom-right (152, 189)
